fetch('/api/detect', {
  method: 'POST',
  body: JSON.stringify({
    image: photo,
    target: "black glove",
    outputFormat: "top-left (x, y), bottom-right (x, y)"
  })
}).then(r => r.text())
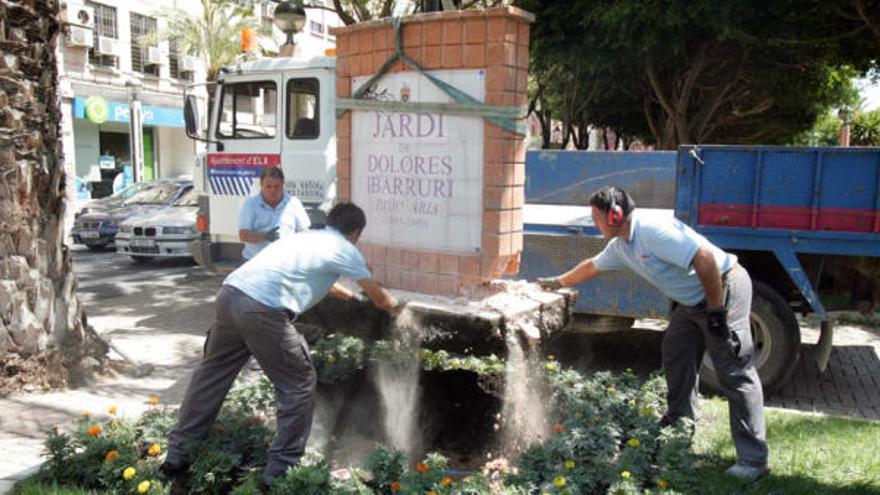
top-left (707, 307), bottom-right (729, 339)
top-left (264, 226), bottom-right (280, 242)
top-left (351, 292), bottom-right (369, 304)
top-left (537, 276), bottom-right (563, 290)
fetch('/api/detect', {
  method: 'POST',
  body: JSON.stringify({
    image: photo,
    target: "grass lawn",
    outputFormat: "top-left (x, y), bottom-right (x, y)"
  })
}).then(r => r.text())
top-left (690, 397), bottom-right (880, 494)
top-left (14, 398), bottom-right (880, 494)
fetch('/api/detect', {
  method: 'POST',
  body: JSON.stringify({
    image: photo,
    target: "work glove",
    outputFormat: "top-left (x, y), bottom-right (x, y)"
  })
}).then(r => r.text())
top-left (264, 226), bottom-right (280, 242)
top-left (707, 307), bottom-right (729, 339)
top-left (392, 298), bottom-right (409, 316)
top-left (536, 276), bottom-right (563, 290)
top-left (351, 292), bottom-right (369, 304)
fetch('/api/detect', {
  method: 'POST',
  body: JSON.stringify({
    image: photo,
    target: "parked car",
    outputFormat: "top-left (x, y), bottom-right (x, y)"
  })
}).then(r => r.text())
top-left (115, 187), bottom-right (200, 261)
top-left (71, 179), bottom-right (193, 250)
top-left (74, 179), bottom-right (155, 219)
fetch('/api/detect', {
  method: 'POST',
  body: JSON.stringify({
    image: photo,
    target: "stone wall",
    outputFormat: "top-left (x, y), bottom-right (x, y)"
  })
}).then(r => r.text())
top-left (334, 8), bottom-right (532, 295)
top-left (0, 0), bottom-right (100, 380)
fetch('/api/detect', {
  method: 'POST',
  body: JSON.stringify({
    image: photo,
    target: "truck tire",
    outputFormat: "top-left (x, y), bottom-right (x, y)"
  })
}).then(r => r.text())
top-left (130, 255), bottom-right (155, 263)
top-left (700, 281), bottom-right (800, 395)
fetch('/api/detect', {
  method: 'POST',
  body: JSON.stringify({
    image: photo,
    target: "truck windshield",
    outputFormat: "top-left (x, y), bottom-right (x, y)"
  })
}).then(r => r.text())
top-left (216, 80), bottom-right (277, 139)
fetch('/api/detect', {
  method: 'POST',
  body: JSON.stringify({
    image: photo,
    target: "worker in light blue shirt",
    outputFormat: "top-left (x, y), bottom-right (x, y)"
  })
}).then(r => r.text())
top-left (537, 186), bottom-right (768, 481)
top-left (239, 167), bottom-right (311, 260)
top-left (163, 203), bottom-right (401, 491)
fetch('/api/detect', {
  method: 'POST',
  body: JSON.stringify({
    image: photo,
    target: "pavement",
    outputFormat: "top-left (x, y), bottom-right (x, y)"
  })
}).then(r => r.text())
top-left (1, 247), bottom-right (879, 493)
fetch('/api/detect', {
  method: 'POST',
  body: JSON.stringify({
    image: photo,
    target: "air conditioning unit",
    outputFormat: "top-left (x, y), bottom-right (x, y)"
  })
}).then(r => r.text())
top-left (180, 55), bottom-right (200, 72)
top-left (260, 1), bottom-right (276, 18)
top-left (96, 36), bottom-right (122, 57)
top-left (146, 46), bottom-right (166, 66)
top-left (66, 25), bottom-right (93, 48)
top-left (63, 2), bottom-right (94, 29)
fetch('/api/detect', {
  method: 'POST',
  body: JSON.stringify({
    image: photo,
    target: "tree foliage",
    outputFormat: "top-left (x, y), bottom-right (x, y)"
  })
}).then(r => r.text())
top-left (517, 0), bottom-right (877, 149)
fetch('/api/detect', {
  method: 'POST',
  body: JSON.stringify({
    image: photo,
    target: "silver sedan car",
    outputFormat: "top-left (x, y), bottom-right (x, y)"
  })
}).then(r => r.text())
top-left (115, 187), bottom-right (199, 261)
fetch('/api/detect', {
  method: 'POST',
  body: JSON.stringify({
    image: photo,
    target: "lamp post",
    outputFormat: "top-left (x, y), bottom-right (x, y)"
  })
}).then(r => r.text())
top-left (274, 0), bottom-right (306, 57)
top-left (838, 106), bottom-right (851, 147)
top-left (126, 79), bottom-right (145, 182)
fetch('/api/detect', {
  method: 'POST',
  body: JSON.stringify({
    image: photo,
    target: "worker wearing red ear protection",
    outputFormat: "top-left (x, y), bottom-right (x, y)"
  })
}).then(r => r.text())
top-left (536, 186), bottom-right (768, 482)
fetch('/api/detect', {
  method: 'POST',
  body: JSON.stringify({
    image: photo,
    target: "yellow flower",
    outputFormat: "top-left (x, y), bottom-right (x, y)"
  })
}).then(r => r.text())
top-left (108, 405), bottom-right (117, 415)
top-left (137, 480), bottom-right (151, 493)
top-left (82, 411), bottom-right (90, 419)
top-left (547, 354), bottom-right (556, 361)
top-left (327, 355), bottom-right (337, 364)
top-left (147, 395), bottom-right (160, 406)
top-left (553, 476), bottom-right (566, 487)
top-left (658, 479), bottom-right (669, 488)
top-left (545, 362), bottom-right (558, 371)
top-left (606, 387), bottom-right (616, 394)
top-left (104, 450), bottom-right (120, 463)
top-left (123, 467), bottom-right (136, 480)
top-left (621, 470), bottom-right (631, 479)
top-left (627, 438), bottom-right (640, 448)
top-left (147, 443), bottom-right (161, 456)
top-left (627, 399), bottom-right (636, 406)
top-left (441, 477), bottom-right (452, 486)
top-left (625, 367), bottom-right (633, 373)
top-left (564, 460), bottom-right (575, 470)
top-left (428, 492), bottom-right (437, 495)
top-left (639, 406), bottom-right (655, 416)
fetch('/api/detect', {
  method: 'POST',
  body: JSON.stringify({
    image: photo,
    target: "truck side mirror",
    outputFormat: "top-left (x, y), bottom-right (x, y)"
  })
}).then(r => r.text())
top-left (184, 95), bottom-right (199, 139)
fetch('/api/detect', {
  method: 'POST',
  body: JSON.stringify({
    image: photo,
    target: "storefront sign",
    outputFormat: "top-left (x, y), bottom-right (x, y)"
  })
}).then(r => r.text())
top-left (351, 70), bottom-right (485, 253)
top-left (73, 97), bottom-right (185, 128)
top-left (84, 96), bottom-right (109, 124)
top-left (206, 153), bottom-right (281, 196)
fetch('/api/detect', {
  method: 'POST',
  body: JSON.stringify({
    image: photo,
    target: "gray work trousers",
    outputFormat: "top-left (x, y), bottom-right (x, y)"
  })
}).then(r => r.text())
top-left (662, 265), bottom-right (769, 467)
top-left (166, 285), bottom-right (317, 483)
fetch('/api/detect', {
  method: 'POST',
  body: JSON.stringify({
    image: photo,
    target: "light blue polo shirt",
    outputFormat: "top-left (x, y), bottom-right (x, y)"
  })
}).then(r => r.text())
top-left (224, 227), bottom-right (372, 313)
top-left (593, 211), bottom-right (735, 306)
top-left (239, 193), bottom-right (311, 259)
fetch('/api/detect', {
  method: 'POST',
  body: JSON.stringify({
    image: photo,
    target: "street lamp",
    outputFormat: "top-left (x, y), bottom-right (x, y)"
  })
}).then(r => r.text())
top-left (274, 0), bottom-right (306, 57)
top-left (838, 106), bottom-right (852, 147)
top-left (125, 79), bottom-right (145, 183)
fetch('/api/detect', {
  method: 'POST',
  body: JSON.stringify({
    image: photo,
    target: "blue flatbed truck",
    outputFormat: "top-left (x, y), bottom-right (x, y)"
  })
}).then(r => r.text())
top-left (519, 146), bottom-right (880, 392)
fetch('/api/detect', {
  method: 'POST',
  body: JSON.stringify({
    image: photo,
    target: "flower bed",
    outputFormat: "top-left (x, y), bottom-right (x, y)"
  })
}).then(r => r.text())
top-left (31, 346), bottom-right (695, 494)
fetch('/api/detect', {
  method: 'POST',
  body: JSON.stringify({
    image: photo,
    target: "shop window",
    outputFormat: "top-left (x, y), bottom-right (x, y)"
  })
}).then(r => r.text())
top-left (286, 78), bottom-right (319, 140)
top-left (216, 81), bottom-right (278, 139)
top-left (85, 1), bottom-right (118, 69)
top-left (131, 13), bottom-right (159, 77)
top-left (310, 20), bottom-right (324, 36)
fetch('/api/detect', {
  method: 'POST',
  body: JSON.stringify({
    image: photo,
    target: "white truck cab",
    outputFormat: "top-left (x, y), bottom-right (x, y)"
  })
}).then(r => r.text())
top-left (184, 56), bottom-right (337, 270)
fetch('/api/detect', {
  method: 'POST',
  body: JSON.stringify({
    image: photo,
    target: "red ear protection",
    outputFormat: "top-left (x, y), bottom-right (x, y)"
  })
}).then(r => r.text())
top-left (607, 198), bottom-right (623, 227)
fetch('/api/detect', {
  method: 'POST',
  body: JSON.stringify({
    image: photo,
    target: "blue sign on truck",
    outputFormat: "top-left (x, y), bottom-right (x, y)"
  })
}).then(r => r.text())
top-left (520, 146), bottom-right (880, 393)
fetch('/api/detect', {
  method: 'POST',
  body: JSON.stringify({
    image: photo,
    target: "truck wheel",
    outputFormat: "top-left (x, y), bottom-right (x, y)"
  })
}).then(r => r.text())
top-left (130, 255), bottom-right (154, 263)
top-left (700, 281), bottom-right (800, 395)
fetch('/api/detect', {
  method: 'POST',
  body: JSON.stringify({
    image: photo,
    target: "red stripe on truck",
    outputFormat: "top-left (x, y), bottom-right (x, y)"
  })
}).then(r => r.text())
top-left (207, 154), bottom-right (281, 168)
top-left (698, 203), bottom-right (879, 233)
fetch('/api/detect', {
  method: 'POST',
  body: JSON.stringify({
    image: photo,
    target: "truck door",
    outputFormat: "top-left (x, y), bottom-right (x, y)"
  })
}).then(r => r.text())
top-left (280, 68), bottom-right (336, 224)
top-left (206, 75), bottom-right (283, 242)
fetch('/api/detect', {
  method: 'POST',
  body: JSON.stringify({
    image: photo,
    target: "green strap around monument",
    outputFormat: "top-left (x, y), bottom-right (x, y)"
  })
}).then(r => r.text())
top-left (335, 16), bottom-right (528, 135)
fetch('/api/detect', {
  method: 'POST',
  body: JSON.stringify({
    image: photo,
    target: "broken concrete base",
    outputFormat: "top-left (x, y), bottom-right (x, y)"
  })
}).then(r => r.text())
top-left (298, 280), bottom-right (576, 356)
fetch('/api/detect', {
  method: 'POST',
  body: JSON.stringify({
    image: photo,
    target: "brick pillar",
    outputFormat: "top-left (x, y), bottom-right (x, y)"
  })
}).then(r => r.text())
top-left (334, 8), bottom-right (533, 295)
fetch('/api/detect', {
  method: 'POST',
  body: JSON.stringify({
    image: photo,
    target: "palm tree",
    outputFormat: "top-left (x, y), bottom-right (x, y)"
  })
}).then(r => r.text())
top-left (159, 0), bottom-right (259, 82)
top-left (0, 0), bottom-right (103, 390)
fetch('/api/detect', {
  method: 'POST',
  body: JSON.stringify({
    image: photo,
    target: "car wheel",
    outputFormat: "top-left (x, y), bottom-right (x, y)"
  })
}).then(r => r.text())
top-left (87, 244), bottom-right (108, 251)
top-left (130, 255), bottom-right (155, 263)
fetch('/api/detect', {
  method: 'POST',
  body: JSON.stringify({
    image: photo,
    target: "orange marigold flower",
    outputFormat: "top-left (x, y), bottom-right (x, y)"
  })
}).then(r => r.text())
top-left (147, 395), bottom-right (160, 405)
top-left (554, 423), bottom-right (563, 434)
top-left (104, 450), bottom-right (120, 463)
top-left (108, 405), bottom-right (118, 415)
top-left (658, 479), bottom-right (669, 488)
top-left (428, 492), bottom-right (437, 495)
top-left (390, 481), bottom-right (401, 491)
top-left (147, 443), bottom-right (161, 456)
top-left (87, 425), bottom-right (102, 436)
top-left (441, 477), bottom-right (452, 486)
top-left (213, 426), bottom-right (225, 433)
top-left (251, 416), bottom-right (262, 425)
top-left (415, 463), bottom-right (429, 473)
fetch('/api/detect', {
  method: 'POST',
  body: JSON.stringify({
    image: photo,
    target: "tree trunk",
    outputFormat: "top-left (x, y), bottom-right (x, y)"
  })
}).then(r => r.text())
top-left (0, 0), bottom-right (105, 392)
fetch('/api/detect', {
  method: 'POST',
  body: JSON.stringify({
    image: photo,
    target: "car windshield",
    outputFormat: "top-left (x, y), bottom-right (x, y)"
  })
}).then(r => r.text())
top-left (124, 183), bottom-right (186, 205)
top-left (172, 187), bottom-right (199, 206)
